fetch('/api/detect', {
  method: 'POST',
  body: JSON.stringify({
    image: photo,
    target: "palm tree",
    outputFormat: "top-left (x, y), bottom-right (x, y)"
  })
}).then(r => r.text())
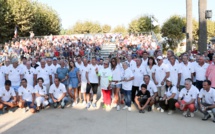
top-left (198, 0), bottom-right (207, 53)
top-left (186, 0), bottom-right (193, 51)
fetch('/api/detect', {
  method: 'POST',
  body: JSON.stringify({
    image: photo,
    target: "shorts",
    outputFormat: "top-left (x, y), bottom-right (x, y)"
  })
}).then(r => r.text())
top-left (25, 101), bottom-right (36, 109)
top-left (69, 78), bottom-right (79, 88)
top-left (81, 82), bottom-right (87, 93)
top-left (111, 84), bottom-right (122, 89)
top-left (12, 86), bottom-right (19, 92)
top-left (86, 83), bottom-right (98, 94)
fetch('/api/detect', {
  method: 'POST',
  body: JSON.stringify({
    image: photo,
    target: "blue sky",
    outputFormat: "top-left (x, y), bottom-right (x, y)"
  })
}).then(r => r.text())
top-left (38, 0), bottom-right (215, 29)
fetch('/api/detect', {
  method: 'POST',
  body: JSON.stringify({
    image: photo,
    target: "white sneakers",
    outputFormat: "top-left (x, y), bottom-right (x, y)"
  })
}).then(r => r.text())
top-left (183, 111), bottom-right (188, 116)
top-left (168, 110), bottom-right (173, 115)
top-left (72, 102), bottom-right (77, 107)
top-left (116, 105), bottom-right (120, 111)
top-left (128, 107), bottom-right (131, 112)
top-left (157, 107), bottom-right (164, 112)
top-left (190, 112), bottom-right (194, 117)
top-left (122, 106), bottom-right (131, 111)
top-left (82, 101), bottom-right (86, 105)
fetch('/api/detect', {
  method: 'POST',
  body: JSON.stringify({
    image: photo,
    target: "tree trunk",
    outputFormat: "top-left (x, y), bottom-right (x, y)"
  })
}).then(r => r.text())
top-left (186, 0), bottom-right (193, 51)
top-left (198, 0), bottom-right (207, 53)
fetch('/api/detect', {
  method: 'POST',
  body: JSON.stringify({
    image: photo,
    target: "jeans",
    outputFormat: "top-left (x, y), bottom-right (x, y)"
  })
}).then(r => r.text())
top-left (198, 103), bottom-right (215, 116)
top-left (49, 97), bottom-right (68, 106)
top-left (123, 89), bottom-right (131, 107)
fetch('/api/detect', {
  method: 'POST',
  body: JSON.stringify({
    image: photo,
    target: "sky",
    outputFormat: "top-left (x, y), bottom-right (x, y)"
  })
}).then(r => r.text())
top-left (37, 0), bottom-right (215, 29)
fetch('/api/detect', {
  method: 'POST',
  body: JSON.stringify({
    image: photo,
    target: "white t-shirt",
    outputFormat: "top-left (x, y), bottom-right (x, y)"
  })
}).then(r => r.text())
top-left (99, 68), bottom-right (112, 89)
top-left (18, 85), bottom-right (35, 102)
top-left (132, 65), bottom-right (146, 86)
top-left (194, 63), bottom-right (209, 81)
top-left (141, 58), bottom-right (148, 68)
top-left (168, 63), bottom-right (181, 86)
top-left (146, 65), bottom-right (156, 81)
top-left (49, 83), bottom-right (67, 99)
top-left (139, 80), bottom-right (157, 96)
top-left (34, 85), bottom-right (47, 96)
top-left (75, 62), bottom-right (83, 70)
top-left (126, 60), bottom-right (136, 70)
top-left (199, 88), bottom-right (215, 105)
top-left (35, 66), bottom-right (51, 84)
top-left (80, 65), bottom-right (88, 82)
top-left (179, 85), bottom-right (199, 102)
top-left (153, 63), bottom-right (170, 87)
top-left (111, 64), bottom-right (122, 85)
top-left (6, 66), bottom-right (23, 86)
top-left (87, 64), bottom-right (99, 83)
top-left (122, 68), bottom-right (134, 91)
top-left (179, 62), bottom-right (194, 85)
top-left (23, 67), bottom-right (36, 86)
top-left (0, 87), bottom-right (16, 101)
top-left (165, 86), bottom-right (178, 99)
top-left (0, 66), bottom-right (6, 87)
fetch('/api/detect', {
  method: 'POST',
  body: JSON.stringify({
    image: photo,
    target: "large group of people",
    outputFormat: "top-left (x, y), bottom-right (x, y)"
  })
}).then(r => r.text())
top-left (0, 33), bottom-right (215, 124)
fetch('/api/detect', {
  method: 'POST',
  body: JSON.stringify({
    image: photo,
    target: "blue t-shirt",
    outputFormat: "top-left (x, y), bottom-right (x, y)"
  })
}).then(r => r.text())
top-left (69, 67), bottom-right (79, 79)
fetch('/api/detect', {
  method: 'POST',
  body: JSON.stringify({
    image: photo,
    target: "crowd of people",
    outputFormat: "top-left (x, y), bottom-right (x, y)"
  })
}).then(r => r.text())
top-left (0, 33), bottom-right (215, 124)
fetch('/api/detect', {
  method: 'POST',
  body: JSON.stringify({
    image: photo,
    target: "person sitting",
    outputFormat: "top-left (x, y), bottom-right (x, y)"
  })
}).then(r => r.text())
top-left (18, 78), bottom-right (36, 113)
top-left (159, 78), bottom-right (178, 114)
top-left (175, 78), bottom-right (199, 117)
top-left (49, 78), bottom-right (68, 109)
top-left (0, 80), bottom-right (17, 113)
top-left (198, 80), bottom-right (215, 122)
top-left (135, 84), bottom-right (151, 113)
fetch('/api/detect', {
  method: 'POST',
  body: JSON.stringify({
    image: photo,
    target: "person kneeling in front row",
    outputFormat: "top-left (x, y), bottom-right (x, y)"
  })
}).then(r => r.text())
top-left (135, 84), bottom-right (151, 113)
top-left (198, 80), bottom-right (215, 123)
top-left (49, 78), bottom-right (68, 109)
top-left (159, 78), bottom-right (178, 114)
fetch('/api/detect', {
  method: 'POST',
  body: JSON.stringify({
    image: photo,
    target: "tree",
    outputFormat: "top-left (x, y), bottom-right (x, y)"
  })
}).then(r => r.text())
top-left (102, 24), bottom-right (111, 33)
top-left (128, 15), bottom-right (160, 34)
top-left (198, 0), bottom-right (207, 53)
top-left (112, 25), bottom-right (127, 34)
top-left (186, 0), bottom-right (193, 51)
top-left (71, 21), bottom-right (102, 34)
top-left (161, 15), bottom-right (186, 50)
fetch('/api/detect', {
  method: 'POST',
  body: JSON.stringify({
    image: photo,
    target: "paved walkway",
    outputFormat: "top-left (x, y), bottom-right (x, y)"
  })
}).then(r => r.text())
top-left (0, 99), bottom-right (214, 134)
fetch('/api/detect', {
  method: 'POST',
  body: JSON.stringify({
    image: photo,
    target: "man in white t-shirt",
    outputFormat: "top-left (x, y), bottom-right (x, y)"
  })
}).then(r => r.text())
top-left (175, 78), bottom-right (199, 117)
top-left (121, 62), bottom-right (134, 111)
top-left (23, 61), bottom-right (36, 86)
top-left (18, 78), bottom-right (36, 113)
top-left (194, 56), bottom-right (209, 90)
top-left (198, 80), bottom-right (215, 122)
top-left (126, 54), bottom-right (136, 70)
top-left (49, 78), bottom-right (68, 109)
top-left (152, 56), bottom-right (170, 99)
top-left (35, 59), bottom-right (52, 93)
top-left (98, 60), bottom-right (112, 110)
top-left (0, 80), bottom-right (17, 113)
top-left (141, 51), bottom-right (148, 68)
top-left (0, 65), bottom-right (6, 88)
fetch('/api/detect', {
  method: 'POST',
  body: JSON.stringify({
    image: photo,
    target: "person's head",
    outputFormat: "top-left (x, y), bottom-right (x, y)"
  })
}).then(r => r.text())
top-left (60, 60), bottom-right (65, 67)
top-left (11, 58), bottom-right (19, 68)
top-left (32, 58), bottom-right (36, 64)
top-left (170, 55), bottom-right (176, 64)
top-left (184, 78), bottom-right (193, 90)
top-left (5, 59), bottom-right (10, 66)
top-left (22, 57), bottom-right (27, 65)
top-left (143, 51), bottom-right (148, 59)
top-left (122, 62), bottom-right (128, 70)
top-left (26, 61), bottom-right (31, 69)
top-left (46, 58), bottom-right (52, 66)
top-left (127, 55), bottom-right (132, 61)
top-left (157, 56), bottom-right (163, 65)
top-left (182, 54), bottom-right (189, 64)
top-left (147, 57), bottom-right (156, 66)
top-left (77, 55), bottom-right (82, 63)
top-left (54, 77), bottom-right (60, 86)
top-left (167, 50), bottom-right (174, 59)
top-left (202, 80), bottom-right (211, 90)
top-left (198, 55), bottom-right (205, 65)
top-left (111, 57), bottom-right (117, 68)
top-left (5, 80), bottom-right (11, 90)
top-left (69, 60), bottom-right (76, 68)
top-left (40, 59), bottom-right (46, 68)
top-left (136, 58), bottom-right (142, 66)
top-left (21, 78), bottom-right (27, 87)
top-left (103, 60), bottom-right (109, 68)
top-left (37, 77), bottom-right (44, 86)
top-left (99, 59), bottom-right (104, 65)
top-left (140, 84), bottom-right (147, 93)
top-left (53, 57), bottom-right (58, 65)
top-left (91, 57), bottom-right (96, 65)
top-left (35, 56), bottom-right (40, 62)
top-left (143, 75), bottom-right (150, 84)
top-left (83, 57), bottom-right (88, 65)
top-left (166, 77), bottom-right (172, 87)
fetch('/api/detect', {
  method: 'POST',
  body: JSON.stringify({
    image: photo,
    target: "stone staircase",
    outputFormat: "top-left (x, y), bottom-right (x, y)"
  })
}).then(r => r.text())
top-left (100, 43), bottom-right (116, 59)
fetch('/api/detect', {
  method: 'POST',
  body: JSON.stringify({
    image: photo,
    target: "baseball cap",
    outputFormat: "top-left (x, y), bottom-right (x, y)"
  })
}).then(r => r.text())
top-left (53, 57), bottom-right (57, 60)
top-left (166, 77), bottom-right (172, 82)
top-left (157, 56), bottom-right (163, 60)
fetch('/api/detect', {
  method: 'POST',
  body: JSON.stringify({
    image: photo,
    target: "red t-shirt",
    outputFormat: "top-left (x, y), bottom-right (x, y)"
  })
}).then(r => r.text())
top-left (54, 51), bottom-right (60, 57)
top-left (79, 50), bottom-right (84, 56)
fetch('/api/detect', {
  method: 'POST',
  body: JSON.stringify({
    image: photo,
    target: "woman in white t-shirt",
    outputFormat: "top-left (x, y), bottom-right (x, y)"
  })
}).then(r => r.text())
top-left (159, 78), bottom-right (178, 115)
top-left (146, 57), bottom-right (156, 81)
top-left (35, 77), bottom-right (49, 111)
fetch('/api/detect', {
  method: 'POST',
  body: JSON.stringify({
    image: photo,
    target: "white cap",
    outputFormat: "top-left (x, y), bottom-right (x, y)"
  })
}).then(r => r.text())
top-left (157, 56), bottom-right (163, 60)
top-left (166, 77), bottom-right (172, 82)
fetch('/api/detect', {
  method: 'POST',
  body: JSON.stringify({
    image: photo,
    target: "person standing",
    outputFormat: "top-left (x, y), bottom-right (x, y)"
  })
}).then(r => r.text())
top-left (56, 60), bottom-right (69, 87)
top-left (98, 60), bottom-right (112, 110)
top-left (146, 57), bottom-right (156, 81)
top-left (23, 61), bottom-right (36, 87)
top-left (68, 61), bottom-right (80, 107)
top-left (206, 55), bottom-right (215, 88)
top-left (121, 62), bottom-right (134, 111)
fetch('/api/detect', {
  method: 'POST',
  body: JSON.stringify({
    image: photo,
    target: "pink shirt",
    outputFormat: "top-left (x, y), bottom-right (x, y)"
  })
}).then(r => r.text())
top-left (206, 63), bottom-right (215, 87)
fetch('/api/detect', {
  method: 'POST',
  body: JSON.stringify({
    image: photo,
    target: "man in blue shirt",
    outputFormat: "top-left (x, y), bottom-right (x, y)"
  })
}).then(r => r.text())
top-left (56, 60), bottom-right (69, 88)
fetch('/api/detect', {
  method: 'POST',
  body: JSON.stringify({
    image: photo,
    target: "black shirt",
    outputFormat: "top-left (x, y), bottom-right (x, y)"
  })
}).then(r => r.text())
top-left (136, 90), bottom-right (151, 100)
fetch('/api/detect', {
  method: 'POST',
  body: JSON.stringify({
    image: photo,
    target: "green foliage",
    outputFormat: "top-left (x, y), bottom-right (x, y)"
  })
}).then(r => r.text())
top-left (102, 24), bottom-right (111, 33)
top-left (128, 15), bottom-right (160, 34)
top-left (112, 25), bottom-right (127, 35)
top-left (0, 0), bottom-right (61, 43)
top-left (70, 21), bottom-right (102, 34)
top-left (161, 15), bottom-right (186, 50)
